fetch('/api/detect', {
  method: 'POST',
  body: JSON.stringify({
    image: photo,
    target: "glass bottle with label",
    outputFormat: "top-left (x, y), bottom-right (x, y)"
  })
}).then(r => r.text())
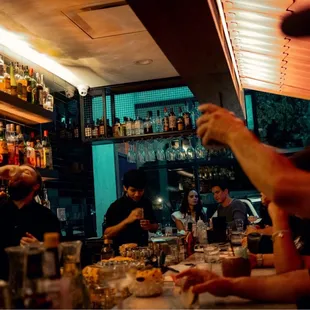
top-left (126, 117), bottom-right (132, 136)
top-left (101, 237), bottom-right (115, 260)
top-left (6, 124), bottom-right (16, 165)
top-left (112, 118), bottom-right (121, 137)
top-left (91, 121), bottom-right (99, 139)
top-left (9, 63), bottom-right (17, 97)
top-left (22, 66), bottom-right (31, 102)
top-left (144, 111), bottom-right (153, 134)
top-left (4, 64), bottom-right (10, 94)
top-left (74, 122), bottom-right (80, 139)
top-left (98, 118), bottom-right (104, 137)
top-left (35, 73), bottom-right (43, 106)
top-left (84, 120), bottom-right (92, 140)
top-left (169, 108), bottom-right (177, 131)
top-left (15, 125), bottom-right (25, 165)
top-left (29, 68), bottom-right (37, 104)
top-left (155, 110), bottom-right (163, 133)
top-left (0, 55), bottom-right (4, 92)
top-left (163, 107), bottom-right (169, 132)
top-left (35, 139), bottom-right (43, 168)
top-left (177, 107), bottom-right (184, 131)
top-left (42, 130), bottom-right (53, 169)
top-left (17, 65), bottom-right (24, 99)
top-left (25, 139), bottom-right (36, 167)
top-left (0, 122), bottom-right (8, 166)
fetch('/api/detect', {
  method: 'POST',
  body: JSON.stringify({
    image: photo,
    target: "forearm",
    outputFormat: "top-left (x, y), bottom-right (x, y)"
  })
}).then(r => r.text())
top-left (228, 129), bottom-right (308, 215)
top-left (273, 220), bottom-right (303, 273)
top-left (259, 254), bottom-right (274, 267)
top-left (231, 269), bottom-right (310, 303)
top-left (104, 219), bottom-right (129, 238)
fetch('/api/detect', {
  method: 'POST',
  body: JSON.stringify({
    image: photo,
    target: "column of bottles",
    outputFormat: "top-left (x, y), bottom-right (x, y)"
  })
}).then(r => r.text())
top-left (0, 54), bottom-right (54, 112)
top-left (0, 124), bottom-right (53, 169)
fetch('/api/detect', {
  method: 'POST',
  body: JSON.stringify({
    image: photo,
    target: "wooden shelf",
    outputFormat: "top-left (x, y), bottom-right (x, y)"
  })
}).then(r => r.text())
top-left (0, 91), bottom-right (53, 124)
top-left (88, 129), bottom-right (197, 145)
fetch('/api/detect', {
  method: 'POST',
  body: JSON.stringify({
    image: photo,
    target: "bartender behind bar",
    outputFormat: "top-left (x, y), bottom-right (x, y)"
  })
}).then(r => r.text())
top-left (103, 169), bottom-right (158, 254)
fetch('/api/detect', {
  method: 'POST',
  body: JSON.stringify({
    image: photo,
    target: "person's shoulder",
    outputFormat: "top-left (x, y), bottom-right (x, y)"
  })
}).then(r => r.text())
top-left (107, 197), bottom-right (124, 212)
top-left (32, 202), bottom-right (57, 217)
top-left (231, 199), bottom-right (247, 209)
top-left (171, 211), bottom-right (184, 221)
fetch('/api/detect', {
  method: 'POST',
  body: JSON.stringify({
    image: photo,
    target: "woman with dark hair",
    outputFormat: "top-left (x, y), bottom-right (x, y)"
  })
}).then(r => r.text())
top-left (171, 189), bottom-right (206, 232)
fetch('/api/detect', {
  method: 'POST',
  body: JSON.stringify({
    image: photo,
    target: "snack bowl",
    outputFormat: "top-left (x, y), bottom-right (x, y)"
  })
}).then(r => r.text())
top-left (126, 267), bottom-right (163, 297)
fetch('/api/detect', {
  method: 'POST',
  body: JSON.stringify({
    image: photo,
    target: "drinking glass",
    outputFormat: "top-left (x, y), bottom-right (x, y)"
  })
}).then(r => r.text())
top-left (127, 142), bottom-right (136, 163)
top-left (156, 139), bottom-right (166, 161)
top-left (203, 245), bottom-right (220, 271)
top-left (136, 142), bottom-right (146, 164)
top-left (186, 137), bottom-right (195, 160)
top-left (166, 139), bottom-right (177, 161)
top-left (176, 138), bottom-right (187, 161)
top-left (195, 138), bottom-right (207, 159)
top-left (146, 141), bottom-right (156, 162)
top-left (235, 219), bottom-right (244, 232)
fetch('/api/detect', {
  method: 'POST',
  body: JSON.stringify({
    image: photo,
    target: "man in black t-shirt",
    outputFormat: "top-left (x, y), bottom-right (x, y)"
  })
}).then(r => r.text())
top-left (0, 165), bottom-right (60, 280)
top-left (103, 170), bottom-right (158, 254)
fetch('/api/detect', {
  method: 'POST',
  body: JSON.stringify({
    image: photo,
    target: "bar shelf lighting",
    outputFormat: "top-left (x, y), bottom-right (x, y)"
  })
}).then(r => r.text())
top-left (218, 0), bottom-right (310, 99)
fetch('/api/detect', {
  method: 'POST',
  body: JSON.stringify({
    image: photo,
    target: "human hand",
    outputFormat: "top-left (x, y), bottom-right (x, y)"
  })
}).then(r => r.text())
top-left (196, 104), bottom-right (245, 146)
top-left (140, 219), bottom-right (151, 230)
top-left (176, 268), bottom-right (219, 291)
top-left (193, 277), bottom-right (233, 296)
top-left (126, 208), bottom-right (143, 224)
top-left (20, 232), bottom-right (39, 246)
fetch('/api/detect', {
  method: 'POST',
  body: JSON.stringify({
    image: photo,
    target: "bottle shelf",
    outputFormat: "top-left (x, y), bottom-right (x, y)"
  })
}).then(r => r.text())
top-left (0, 91), bottom-right (53, 124)
top-left (88, 129), bottom-right (197, 145)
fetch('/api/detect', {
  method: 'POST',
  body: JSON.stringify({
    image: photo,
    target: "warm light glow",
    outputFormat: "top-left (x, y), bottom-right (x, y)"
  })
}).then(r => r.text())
top-left (0, 27), bottom-right (81, 87)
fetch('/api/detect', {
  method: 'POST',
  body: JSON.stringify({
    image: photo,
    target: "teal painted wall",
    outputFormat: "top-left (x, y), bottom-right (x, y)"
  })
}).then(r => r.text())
top-left (92, 144), bottom-right (117, 237)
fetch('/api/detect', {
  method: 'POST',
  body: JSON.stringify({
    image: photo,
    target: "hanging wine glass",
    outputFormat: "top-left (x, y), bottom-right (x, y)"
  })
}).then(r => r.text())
top-left (137, 141), bottom-right (146, 164)
top-left (166, 139), bottom-right (177, 161)
top-left (127, 142), bottom-right (136, 163)
top-left (176, 138), bottom-right (187, 161)
top-left (156, 139), bottom-right (166, 161)
top-left (186, 137), bottom-right (195, 160)
top-left (195, 137), bottom-right (207, 159)
top-left (146, 141), bottom-right (156, 162)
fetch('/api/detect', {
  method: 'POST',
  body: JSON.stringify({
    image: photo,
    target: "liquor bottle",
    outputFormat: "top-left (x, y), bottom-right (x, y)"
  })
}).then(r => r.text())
top-left (183, 105), bottom-right (192, 130)
top-left (99, 118), bottom-right (105, 137)
top-left (29, 131), bottom-right (36, 148)
top-left (163, 107), bottom-right (169, 132)
top-left (126, 117), bottom-right (132, 136)
top-left (0, 55), bottom-right (4, 92)
top-left (84, 119), bottom-right (92, 140)
top-left (91, 121), bottom-right (99, 139)
top-left (106, 119), bottom-right (113, 137)
top-left (43, 88), bottom-right (54, 112)
top-left (112, 118), bottom-right (121, 137)
top-left (0, 122), bottom-right (8, 166)
top-left (144, 111), bottom-right (153, 134)
top-left (6, 124), bottom-right (16, 165)
top-left (34, 73), bottom-right (43, 105)
top-left (120, 117), bottom-right (126, 136)
top-left (169, 108), bottom-right (177, 131)
top-left (25, 140), bottom-right (36, 167)
top-left (9, 63), bottom-right (17, 96)
top-left (44, 233), bottom-right (60, 278)
top-left (22, 66), bottom-right (31, 102)
top-left (42, 130), bottom-right (53, 170)
top-left (15, 125), bottom-right (25, 165)
top-left (29, 68), bottom-right (37, 104)
top-left (17, 65), bottom-right (24, 99)
top-left (35, 139), bottom-right (43, 168)
top-left (134, 116), bottom-right (143, 135)
top-left (155, 110), bottom-right (163, 133)
top-left (177, 107), bottom-right (185, 131)
top-left (23, 249), bottom-right (52, 309)
top-left (40, 74), bottom-right (47, 106)
top-left (185, 222), bottom-right (195, 257)
top-left (4, 64), bottom-right (10, 94)
top-left (101, 236), bottom-right (115, 260)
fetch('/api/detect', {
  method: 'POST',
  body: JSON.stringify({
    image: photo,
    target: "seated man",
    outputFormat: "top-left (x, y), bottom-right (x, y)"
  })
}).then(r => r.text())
top-left (0, 165), bottom-right (61, 280)
top-left (103, 169), bottom-right (158, 255)
top-left (211, 181), bottom-right (247, 229)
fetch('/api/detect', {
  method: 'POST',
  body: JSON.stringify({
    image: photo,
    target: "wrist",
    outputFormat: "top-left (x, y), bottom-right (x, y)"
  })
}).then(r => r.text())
top-left (227, 125), bottom-right (250, 147)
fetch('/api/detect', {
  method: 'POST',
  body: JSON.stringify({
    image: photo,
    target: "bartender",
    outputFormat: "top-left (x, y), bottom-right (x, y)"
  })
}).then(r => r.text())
top-left (103, 169), bottom-right (158, 254)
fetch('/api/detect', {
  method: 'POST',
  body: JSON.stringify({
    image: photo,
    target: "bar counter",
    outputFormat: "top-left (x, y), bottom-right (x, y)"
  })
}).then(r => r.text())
top-left (120, 253), bottom-right (296, 309)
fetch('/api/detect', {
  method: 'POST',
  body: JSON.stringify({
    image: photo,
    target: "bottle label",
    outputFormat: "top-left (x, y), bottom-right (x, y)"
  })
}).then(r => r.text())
top-left (184, 115), bottom-right (191, 127)
top-left (177, 121), bottom-right (184, 131)
top-left (169, 116), bottom-right (176, 129)
top-left (0, 141), bottom-right (8, 155)
top-left (163, 117), bottom-right (169, 131)
top-left (7, 143), bottom-right (15, 164)
top-left (99, 125), bottom-right (104, 136)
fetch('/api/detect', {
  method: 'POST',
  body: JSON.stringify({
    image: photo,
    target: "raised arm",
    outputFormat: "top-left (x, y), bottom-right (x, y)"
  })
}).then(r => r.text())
top-left (197, 104), bottom-right (310, 218)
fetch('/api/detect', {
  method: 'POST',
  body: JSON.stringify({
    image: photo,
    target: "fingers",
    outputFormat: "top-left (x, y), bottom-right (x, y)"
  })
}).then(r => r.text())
top-left (192, 282), bottom-right (210, 294)
top-left (198, 103), bottom-right (221, 113)
top-left (176, 268), bottom-right (196, 279)
top-left (26, 232), bottom-right (35, 239)
top-left (20, 237), bottom-right (34, 245)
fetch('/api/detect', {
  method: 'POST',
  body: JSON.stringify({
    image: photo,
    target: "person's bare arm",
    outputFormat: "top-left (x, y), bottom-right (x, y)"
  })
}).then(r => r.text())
top-left (197, 104), bottom-right (310, 218)
top-left (175, 218), bottom-right (185, 231)
top-left (269, 203), bottom-right (303, 273)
